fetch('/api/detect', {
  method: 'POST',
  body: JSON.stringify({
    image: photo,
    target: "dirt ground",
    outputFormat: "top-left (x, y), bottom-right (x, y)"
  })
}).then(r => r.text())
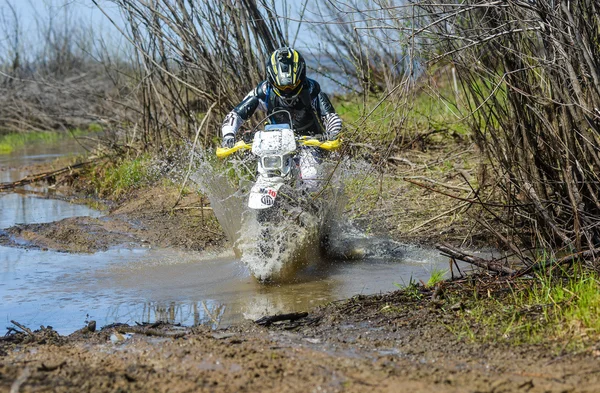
top-left (2, 288), bottom-right (600, 393)
top-left (2, 160), bottom-right (600, 392)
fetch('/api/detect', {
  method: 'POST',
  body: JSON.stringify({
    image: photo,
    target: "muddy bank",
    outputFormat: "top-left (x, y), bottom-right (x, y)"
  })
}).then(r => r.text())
top-left (0, 185), bottom-right (225, 253)
top-left (2, 287), bottom-right (599, 393)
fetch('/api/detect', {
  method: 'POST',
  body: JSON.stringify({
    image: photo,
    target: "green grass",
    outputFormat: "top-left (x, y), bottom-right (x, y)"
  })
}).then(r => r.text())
top-left (87, 123), bottom-right (104, 133)
top-left (331, 74), bottom-right (470, 147)
top-left (332, 94), bottom-right (395, 145)
top-left (91, 155), bottom-right (157, 198)
top-left (407, 84), bottom-right (470, 136)
top-left (343, 173), bottom-right (386, 218)
top-left (450, 269), bottom-right (600, 348)
top-left (427, 268), bottom-right (447, 287)
top-left (394, 276), bottom-right (423, 300)
top-left (0, 127), bottom-right (98, 155)
top-left (0, 132), bottom-right (62, 154)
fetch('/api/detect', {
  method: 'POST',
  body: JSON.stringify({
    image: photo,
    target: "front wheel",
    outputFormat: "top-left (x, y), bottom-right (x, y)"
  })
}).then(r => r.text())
top-left (256, 207), bottom-right (277, 224)
top-left (257, 225), bottom-right (274, 260)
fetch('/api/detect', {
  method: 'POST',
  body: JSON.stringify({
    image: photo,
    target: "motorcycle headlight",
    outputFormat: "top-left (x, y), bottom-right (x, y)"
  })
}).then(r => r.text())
top-left (262, 155), bottom-right (282, 170)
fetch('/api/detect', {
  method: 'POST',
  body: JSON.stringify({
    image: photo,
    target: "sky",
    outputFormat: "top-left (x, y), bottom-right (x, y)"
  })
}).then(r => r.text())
top-left (2, 0), bottom-right (313, 50)
top-left (0, 0), bottom-right (353, 93)
top-left (0, 0), bottom-right (123, 56)
top-left (6, 0), bottom-right (120, 33)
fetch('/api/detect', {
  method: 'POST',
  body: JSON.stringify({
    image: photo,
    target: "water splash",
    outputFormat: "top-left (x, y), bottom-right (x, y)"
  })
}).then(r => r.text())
top-left (189, 150), bottom-right (415, 281)
top-left (236, 188), bottom-right (325, 281)
top-left (190, 152), bottom-right (349, 281)
top-left (190, 156), bottom-right (247, 249)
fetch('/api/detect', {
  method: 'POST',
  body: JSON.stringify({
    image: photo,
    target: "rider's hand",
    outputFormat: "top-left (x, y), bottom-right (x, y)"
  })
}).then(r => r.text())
top-left (222, 134), bottom-right (235, 148)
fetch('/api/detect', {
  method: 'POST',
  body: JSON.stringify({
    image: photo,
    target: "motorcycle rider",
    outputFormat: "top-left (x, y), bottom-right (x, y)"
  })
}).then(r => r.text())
top-left (221, 47), bottom-right (342, 190)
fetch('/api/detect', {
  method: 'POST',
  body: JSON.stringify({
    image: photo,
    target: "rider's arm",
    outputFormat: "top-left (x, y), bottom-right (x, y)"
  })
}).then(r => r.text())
top-left (317, 93), bottom-right (342, 140)
top-left (221, 82), bottom-right (268, 139)
top-left (308, 79), bottom-right (342, 140)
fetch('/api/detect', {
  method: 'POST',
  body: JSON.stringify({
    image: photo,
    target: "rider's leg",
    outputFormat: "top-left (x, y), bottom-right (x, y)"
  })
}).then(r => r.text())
top-left (297, 147), bottom-right (323, 192)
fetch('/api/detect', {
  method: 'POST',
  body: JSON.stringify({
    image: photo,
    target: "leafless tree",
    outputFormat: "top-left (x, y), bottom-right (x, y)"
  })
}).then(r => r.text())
top-left (250, 0), bottom-right (600, 261)
top-left (410, 0), bottom-right (600, 258)
top-left (307, 0), bottom-right (414, 94)
top-left (94, 0), bottom-right (292, 151)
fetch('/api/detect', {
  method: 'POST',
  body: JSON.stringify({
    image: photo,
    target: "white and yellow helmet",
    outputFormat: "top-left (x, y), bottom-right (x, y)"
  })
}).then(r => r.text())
top-left (265, 47), bottom-right (306, 99)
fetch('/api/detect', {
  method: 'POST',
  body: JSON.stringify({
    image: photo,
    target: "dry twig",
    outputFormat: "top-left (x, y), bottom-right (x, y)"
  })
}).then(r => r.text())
top-left (436, 243), bottom-right (515, 275)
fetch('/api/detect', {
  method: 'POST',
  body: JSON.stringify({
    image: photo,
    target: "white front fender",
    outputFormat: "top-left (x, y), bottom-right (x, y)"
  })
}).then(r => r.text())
top-left (248, 180), bottom-right (284, 209)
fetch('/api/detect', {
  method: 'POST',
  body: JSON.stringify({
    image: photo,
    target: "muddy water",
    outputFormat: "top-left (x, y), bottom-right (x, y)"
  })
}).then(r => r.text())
top-left (1, 246), bottom-right (454, 335)
top-left (0, 136), bottom-right (90, 182)
top-left (0, 138), bottom-right (102, 233)
top-left (1, 142), bottom-right (464, 335)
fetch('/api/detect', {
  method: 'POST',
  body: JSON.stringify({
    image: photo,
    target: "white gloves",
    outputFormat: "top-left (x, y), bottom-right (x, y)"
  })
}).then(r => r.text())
top-left (222, 134), bottom-right (235, 148)
top-left (221, 112), bottom-right (243, 148)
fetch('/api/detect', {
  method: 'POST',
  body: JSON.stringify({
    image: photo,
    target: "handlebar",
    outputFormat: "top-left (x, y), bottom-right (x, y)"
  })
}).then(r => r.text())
top-left (216, 137), bottom-right (342, 159)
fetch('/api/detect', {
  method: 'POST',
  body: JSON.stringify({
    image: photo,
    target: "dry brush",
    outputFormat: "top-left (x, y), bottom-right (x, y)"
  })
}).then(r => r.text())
top-left (415, 0), bottom-right (600, 259)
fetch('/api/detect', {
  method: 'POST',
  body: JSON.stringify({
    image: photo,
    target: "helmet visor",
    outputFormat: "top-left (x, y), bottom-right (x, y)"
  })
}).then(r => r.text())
top-left (274, 82), bottom-right (303, 98)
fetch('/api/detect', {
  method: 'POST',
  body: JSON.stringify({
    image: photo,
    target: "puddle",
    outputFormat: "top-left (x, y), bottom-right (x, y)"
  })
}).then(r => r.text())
top-left (0, 136), bottom-right (88, 184)
top-left (0, 245), bottom-right (455, 335)
top-left (0, 140), bottom-right (466, 335)
top-left (0, 194), bottom-right (103, 229)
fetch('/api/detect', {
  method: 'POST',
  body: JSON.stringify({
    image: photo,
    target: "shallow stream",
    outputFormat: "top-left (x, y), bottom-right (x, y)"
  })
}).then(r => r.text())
top-left (1, 141), bottom-right (464, 334)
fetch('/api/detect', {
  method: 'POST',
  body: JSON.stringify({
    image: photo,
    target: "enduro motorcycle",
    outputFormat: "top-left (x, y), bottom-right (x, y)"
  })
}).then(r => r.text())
top-left (215, 116), bottom-right (341, 280)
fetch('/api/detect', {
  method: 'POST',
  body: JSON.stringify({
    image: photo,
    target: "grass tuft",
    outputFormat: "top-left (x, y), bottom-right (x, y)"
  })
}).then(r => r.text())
top-left (90, 155), bottom-right (157, 198)
top-left (449, 268), bottom-right (600, 348)
top-left (427, 268), bottom-right (447, 287)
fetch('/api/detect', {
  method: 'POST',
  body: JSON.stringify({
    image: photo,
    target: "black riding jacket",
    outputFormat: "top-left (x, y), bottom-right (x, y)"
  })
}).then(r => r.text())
top-left (221, 78), bottom-right (342, 138)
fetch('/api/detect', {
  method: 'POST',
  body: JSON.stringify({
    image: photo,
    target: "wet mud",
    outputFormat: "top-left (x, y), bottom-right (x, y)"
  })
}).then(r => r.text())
top-left (2, 289), bottom-right (599, 393)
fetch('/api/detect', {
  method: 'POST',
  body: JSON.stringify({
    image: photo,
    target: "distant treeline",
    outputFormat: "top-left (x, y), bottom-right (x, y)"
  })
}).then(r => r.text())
top-left (0, 1), bottom-right (133, 134)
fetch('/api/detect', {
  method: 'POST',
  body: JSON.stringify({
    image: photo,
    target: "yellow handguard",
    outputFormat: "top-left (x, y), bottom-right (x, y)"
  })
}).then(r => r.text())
top-left (216, 140), bottom-right (252, 159)
top-left (298, 137), bottom-right (342, 151)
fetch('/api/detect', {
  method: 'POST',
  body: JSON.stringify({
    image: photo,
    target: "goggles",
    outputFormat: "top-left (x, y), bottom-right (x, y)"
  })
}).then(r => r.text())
top-left (274, 83), bottom-right (303, 98)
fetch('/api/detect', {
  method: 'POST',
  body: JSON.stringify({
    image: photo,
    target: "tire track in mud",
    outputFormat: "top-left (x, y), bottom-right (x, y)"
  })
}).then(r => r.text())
top-left (2, 291), bottom-right (599, 393)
